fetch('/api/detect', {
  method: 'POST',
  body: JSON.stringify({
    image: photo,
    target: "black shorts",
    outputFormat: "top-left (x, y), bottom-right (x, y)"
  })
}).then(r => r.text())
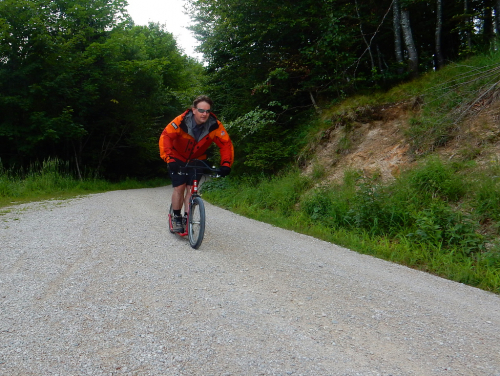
top-left (169, 160), bottom-right (205, 188)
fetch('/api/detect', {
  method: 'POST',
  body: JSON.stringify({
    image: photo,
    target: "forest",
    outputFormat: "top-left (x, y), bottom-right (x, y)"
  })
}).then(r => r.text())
top-left (1, 0), bottom-right (500, 178)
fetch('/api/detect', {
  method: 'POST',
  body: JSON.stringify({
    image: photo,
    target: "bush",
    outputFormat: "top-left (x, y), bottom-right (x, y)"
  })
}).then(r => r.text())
top-left (301, 170), bottom-right (357, 228)
top-left (474, 166), bottom-right (500, 223)
top-left (407, 204), bottom-right (484, 254)
top-left (300, 157), bottom-right (489, 254)
top-left (301, 172), bottom-right (411, 236)
top-left (405, 157), bottom-right (466, 202)
top-left (202, 169), bottom-right (312, 216)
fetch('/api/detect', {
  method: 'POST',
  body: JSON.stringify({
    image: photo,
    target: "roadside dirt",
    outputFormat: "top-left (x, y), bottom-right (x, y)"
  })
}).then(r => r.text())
top-left (304, 99), bottom-right (500, 184)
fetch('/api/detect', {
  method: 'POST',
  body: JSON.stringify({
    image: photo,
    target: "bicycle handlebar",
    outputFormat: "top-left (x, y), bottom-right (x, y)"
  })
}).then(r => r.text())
top-left (177, 159), bottom-right (221, 177)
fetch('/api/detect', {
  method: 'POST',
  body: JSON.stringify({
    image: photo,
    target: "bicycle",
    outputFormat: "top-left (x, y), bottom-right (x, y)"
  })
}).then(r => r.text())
top-left (168, 159), bottom-right (221, 249)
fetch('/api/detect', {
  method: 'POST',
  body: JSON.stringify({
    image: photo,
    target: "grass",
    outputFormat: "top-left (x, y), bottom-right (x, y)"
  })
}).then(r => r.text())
top-left (201, 158), bottom-right (500, 294)
top-left (0, 158), bottom-right (168, 208)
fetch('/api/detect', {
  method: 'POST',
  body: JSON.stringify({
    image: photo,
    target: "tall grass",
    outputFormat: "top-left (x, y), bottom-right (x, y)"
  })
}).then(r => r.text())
top-left (0, 158), bottom-right (167, 207)
top-left (202, 157), bottom-right (500, 294)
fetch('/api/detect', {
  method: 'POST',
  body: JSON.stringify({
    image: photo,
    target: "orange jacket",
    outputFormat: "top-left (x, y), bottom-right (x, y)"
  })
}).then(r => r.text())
top-left (159, 110), bottom-right (234, 167)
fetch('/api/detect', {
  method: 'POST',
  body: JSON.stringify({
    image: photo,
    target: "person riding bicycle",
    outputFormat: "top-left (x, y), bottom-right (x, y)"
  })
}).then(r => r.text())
top-left (159, 95), bottom-right (234, 232)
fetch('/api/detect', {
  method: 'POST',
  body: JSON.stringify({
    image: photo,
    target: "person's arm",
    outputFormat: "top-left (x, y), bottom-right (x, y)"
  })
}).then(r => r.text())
top-left (213, 121), bottom-right (234, 168)
top-left (159, 126), bottom-right (173, 163)
top-left (212, 121), bottom-right (234, 177)
top-left (159, 113), bottom-right (186, 163)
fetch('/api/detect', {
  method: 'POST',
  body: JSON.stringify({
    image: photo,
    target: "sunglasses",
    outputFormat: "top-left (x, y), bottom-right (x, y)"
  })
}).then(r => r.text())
top-left (196, 108), bottom-right (211, 114)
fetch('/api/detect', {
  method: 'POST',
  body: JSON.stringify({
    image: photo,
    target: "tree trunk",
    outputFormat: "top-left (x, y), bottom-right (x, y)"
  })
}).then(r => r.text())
top-left (435, 0), bottom-right (445, 70)
top-left (464, 0), bottom-right (472, 51)
top-left (483, 4), bottom-right (494, 46)
top-left (393, 0), bottom-right (404, 74)
top-left (72, 141), bottom-right (83, 181)
top-left (495, 0), bottom-right (500, 34)
top-left (401, 8), bottom-right (419, 76)
top-left (309, 91), bottom-right (321, 114)
top-left (377, 44), bottom-right (386, 75)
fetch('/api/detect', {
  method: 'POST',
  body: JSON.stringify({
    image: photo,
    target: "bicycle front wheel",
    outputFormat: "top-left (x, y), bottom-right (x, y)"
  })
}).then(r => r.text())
top-left (188, 196), bottom-right (206, 249)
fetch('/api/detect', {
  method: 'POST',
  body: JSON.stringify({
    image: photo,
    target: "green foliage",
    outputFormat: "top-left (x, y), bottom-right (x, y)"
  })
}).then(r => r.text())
top-left (224, 103), bottom-right (311, 174)
top-left (202, 168), bottom-right (312, 216)
top-left (474, 163), bottom-right (500, 223)
top-left (403, 53), bottom-right (500, 154)
top-left (404, 157), bottom-right (466, 202)
top-left (187, 0), bottom-right (500, 192)
top-left (190, 0), bottom-right (361, 118)
top-left (406, 204), bottom-right (484, 254)
top-left (226, 107), bottom-right (277, 138)
top-left (0, 0), bottom-right (204, 179)
top-left (302, 173), bottom-right (411, 237)
top-left (240, 140), bottom-right (291, 172)
top-left (189, 0), bottom-right (497, 121)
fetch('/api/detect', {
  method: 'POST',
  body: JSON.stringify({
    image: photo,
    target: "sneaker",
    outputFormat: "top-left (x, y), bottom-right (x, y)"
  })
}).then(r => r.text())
top-left (172, 215), bottom-right (184, 233)
top-left (182, 214), bottom-right (187, 226)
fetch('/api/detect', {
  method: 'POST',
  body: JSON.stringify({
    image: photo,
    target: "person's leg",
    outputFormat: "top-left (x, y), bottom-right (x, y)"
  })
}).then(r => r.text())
top-left (169, 168), bottom-right (188, 232)
top-left (183, 185), bottom-right (192, 214)
top-left (171, 184), bottom-right (186, 232)
top-left (183, 165), bottom-right (200, 215)
top-left (172, 184), bottom-right (186, 211)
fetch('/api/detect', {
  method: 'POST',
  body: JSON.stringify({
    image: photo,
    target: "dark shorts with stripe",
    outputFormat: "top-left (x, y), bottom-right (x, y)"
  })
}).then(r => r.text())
top-left (169, 160), bottom-right (206, 188)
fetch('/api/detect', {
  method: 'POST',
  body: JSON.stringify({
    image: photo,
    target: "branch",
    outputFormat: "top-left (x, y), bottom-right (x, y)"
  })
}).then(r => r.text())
top-left (349, 0), bottom-right (395, 77)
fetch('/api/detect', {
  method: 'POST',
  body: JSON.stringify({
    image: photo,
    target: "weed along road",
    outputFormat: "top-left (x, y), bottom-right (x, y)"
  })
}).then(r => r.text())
top-left (1, 186), bottom-right (499, 375)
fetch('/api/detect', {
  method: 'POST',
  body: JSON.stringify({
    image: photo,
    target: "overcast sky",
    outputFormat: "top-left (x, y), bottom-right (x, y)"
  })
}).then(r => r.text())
top-left (125, 0), bottom-right (203, 61)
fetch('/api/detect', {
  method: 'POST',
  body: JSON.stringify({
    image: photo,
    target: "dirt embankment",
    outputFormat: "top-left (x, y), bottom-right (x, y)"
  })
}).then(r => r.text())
top-left (304, 99), bottom-right (500, 184)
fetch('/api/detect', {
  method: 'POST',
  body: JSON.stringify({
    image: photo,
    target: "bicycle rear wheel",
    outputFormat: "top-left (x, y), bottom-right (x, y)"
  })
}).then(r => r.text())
top-left (188, 196), bottom-right (205, 249)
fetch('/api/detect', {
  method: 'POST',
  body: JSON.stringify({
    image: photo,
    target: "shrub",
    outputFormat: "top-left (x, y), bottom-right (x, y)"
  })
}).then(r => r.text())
top-left (474, 168), bottom-right (500, 222)
top-left (202, 169), bottom-right (312, 216)
top-left (407, 204), bottom-right (484, 254)
top-left (405, 157), bottom-right (466, 202)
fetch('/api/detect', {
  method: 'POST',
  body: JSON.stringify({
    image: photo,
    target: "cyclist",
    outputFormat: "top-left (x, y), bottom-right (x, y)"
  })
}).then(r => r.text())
top-left (159, 95), bottom-right (234, 232)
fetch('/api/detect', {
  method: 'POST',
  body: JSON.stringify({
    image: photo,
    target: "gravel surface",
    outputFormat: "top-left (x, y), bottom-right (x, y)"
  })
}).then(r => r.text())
top-left (1, 186), bottom-right (499, 376)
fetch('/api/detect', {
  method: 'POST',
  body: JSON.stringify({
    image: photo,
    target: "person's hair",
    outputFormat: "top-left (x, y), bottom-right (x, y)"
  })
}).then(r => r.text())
top-left (192, 95), bottom-right (213, 109)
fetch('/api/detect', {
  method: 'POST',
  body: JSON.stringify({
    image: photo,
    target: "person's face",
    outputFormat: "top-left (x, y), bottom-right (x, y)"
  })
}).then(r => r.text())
top-left (192, 101), bottom-right (211, 125)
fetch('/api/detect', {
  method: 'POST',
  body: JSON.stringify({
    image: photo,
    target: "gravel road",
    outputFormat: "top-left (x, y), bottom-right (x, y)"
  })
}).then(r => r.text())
top-left (1, 186), bottom-right (499, 376)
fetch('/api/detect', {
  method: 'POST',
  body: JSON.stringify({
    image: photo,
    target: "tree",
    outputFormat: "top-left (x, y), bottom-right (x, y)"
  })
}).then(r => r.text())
top-left (393, 0), bottom-right (405, 73)
top-left (0, 0), bottom-right (205, 178)
top-left (400, 5), bottom-right (419, 75)
top-left (463, 0), bottom-right (473, 52)
top-left (435, 0), bottom-right (445, 69)
top-left (495, 0), bottom-right (500, 33)
top-left (188, 0), bottom-right (500, 171)
top-left (0, 0), bottom-right (130, 167)
top-left (73, 23), bottom-right (203, 178)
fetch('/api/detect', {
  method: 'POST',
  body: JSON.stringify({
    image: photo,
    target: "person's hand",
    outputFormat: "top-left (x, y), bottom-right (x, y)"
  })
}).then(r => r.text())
top-left (217, 166), bottom-right (231, 177)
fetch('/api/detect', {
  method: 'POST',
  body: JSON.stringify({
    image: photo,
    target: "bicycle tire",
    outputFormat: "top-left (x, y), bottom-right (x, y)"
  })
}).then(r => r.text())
top-left (188, 196), bottom-right (205, 249)
top-left (168, 203), bottom-right (175, 234)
